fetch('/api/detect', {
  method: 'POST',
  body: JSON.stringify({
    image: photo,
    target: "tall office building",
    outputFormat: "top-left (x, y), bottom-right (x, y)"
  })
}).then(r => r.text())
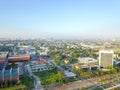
top-left (99, 50), bottom-right (114, 68)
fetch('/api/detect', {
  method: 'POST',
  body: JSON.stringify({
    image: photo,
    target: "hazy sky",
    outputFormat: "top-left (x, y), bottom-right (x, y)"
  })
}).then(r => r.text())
top-left (0, 0), bottom-right (120, 39)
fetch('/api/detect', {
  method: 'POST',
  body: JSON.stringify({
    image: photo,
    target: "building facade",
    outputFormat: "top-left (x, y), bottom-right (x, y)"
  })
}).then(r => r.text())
top-left (0, 67), bottom-right (19, 82)
top-left (99, 50), bottom-right (114, 68)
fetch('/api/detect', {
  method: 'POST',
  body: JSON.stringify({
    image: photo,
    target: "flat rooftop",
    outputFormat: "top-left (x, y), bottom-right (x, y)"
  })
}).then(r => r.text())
top-left (99, 50), bottom-right (114, 53)
top-left (78, 57), bottom-right (98, 64)
top-left (64, 71), bottom-right (76, 78)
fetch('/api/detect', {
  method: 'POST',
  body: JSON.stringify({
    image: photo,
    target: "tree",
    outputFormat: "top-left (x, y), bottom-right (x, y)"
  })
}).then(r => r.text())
top-left (54, 55), bottom-right (61, 64)
top-left (73, 53), bottom-right (79, 58)
top-left (110, 68), bottom-right (117, 74)
top-left (57, 71), bottom-right (64, 84)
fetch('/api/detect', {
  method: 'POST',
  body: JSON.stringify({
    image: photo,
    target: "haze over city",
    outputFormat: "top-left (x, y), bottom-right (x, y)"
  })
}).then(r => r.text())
top-left (1, 1), bottom-right (120, 90)
top-left (0, 0), bottom-right (120, 39)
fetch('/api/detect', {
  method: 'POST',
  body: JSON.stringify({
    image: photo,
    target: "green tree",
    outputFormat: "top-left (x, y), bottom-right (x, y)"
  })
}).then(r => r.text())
top-left (54, 55), bottom-right (61, 64)
top-left (73, 53), bottom-right (79, 58)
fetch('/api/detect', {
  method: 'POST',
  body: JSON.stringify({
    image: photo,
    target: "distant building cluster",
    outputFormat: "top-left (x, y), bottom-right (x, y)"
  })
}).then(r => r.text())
top-left (0, 44), bottom-right (51, 82)
top-left (0, 45), bottom-right (30, 82)
top-left (0, 40), bottom-right (117, 87)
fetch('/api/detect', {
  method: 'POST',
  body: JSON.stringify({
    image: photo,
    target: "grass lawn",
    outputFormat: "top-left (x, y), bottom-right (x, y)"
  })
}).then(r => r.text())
top-left (0, 85), bottom-right (26, 90)
top-left (34, 70), bottom-right (57, 80)
top-left (34, 69), bottom-right (64, 85)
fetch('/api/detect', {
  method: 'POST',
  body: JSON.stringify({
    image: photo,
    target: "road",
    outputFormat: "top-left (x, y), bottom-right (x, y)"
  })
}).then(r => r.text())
top-left (48, 56), bottom-right (54, 61)
top-left (48, 73), bottom-right (119, 90)
top-left (47, 78), bottom-right (98, 90)
top-left (105, 83), bottom-right (120, 90)
top-left (48, 56), bottom-right (65, 72)
top-left (52, 61), bottom-right (65, 72)
top-left (52, 60), bottom-right (82, 80)
top-left (33, 75), bottom-right (42, 89)
top-left (47, 73), bottom-right (120, 90)
top-left (26, 64), bottom-right (43, 90)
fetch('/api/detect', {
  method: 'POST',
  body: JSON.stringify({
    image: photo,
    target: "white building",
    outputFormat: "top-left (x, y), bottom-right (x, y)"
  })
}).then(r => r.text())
top-left (29, 61), bottom-right (55, 72)
top-left (64, 71), bottom-right (76, 78)
top-left (78, 57), bottom-right (98, 64)
top-left (99, 50), bottom-right (114, 68)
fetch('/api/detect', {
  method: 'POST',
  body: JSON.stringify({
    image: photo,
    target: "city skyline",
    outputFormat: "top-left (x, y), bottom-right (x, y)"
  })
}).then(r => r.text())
top-left (0, 0), bottom-right (120, 39)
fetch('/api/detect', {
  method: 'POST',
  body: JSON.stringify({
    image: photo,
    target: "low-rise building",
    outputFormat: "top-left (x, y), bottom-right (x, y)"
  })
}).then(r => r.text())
top-left (75, 58), bottom-right (99, 71)
top-left (64, 71), bottom-right (76, 78)
top-left (78, 57), bottom-right (98, 64)
top-left (29, 61), bottom-right (56, 72)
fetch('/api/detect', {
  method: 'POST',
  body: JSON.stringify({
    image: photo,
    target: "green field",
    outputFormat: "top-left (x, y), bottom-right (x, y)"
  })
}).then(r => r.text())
top-left (34, 69), bottom-right (64, 85)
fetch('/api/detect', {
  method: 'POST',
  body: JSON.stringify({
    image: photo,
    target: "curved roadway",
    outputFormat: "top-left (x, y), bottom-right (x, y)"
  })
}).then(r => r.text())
top-left (26, 64), bottom-right (43, 90)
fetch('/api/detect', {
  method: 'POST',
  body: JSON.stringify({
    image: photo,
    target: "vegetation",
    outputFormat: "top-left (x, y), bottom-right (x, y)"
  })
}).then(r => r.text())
top-left (34, 69), bottom-right (64, 85)
top-left (52, 47), bottom-right (99, 67)
top-left (0, 81), bottom-right (17, 88)
top-left (0, 85), bottom-right (26, 90)
top-left (0, 76), bottom-right (34, 90)
top-left (114, 87), bottom-right (120, 90)
top-left (54, 55), bottom-right (61, 64)
top-left (20, 76), bottom-right (34, 89)
top-left (72, 64), bottom-right (119, 79)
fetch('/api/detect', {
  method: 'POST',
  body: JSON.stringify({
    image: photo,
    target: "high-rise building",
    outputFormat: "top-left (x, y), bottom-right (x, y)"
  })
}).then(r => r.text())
top-left (99, 50), bottom-right (113, 68)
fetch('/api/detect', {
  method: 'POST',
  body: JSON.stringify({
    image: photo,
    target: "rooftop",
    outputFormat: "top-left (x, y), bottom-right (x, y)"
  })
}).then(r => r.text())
top-left (99, 50), bottom-right (114, 53)
top-left (64, 71), bottom-right (76, 78)
top-left (78, 57), bottom-right (98, 64)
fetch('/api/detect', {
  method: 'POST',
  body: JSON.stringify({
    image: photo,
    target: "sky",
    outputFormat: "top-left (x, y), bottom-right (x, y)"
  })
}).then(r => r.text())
top-left (0, 0), bottom-right (120, 40)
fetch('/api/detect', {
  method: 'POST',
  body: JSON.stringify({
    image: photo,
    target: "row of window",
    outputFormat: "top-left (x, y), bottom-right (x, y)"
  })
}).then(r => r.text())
top-left (31, 67), bottom-right (54, 72)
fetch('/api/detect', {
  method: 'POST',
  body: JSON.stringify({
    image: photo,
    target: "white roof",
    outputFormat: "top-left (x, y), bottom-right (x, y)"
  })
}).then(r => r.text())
top-left (99, 50), bottom-right (113, 54)
top-left (78, 57), bottom-right (97, 63)
top-left (65, 71), bottom-right (76, 77)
